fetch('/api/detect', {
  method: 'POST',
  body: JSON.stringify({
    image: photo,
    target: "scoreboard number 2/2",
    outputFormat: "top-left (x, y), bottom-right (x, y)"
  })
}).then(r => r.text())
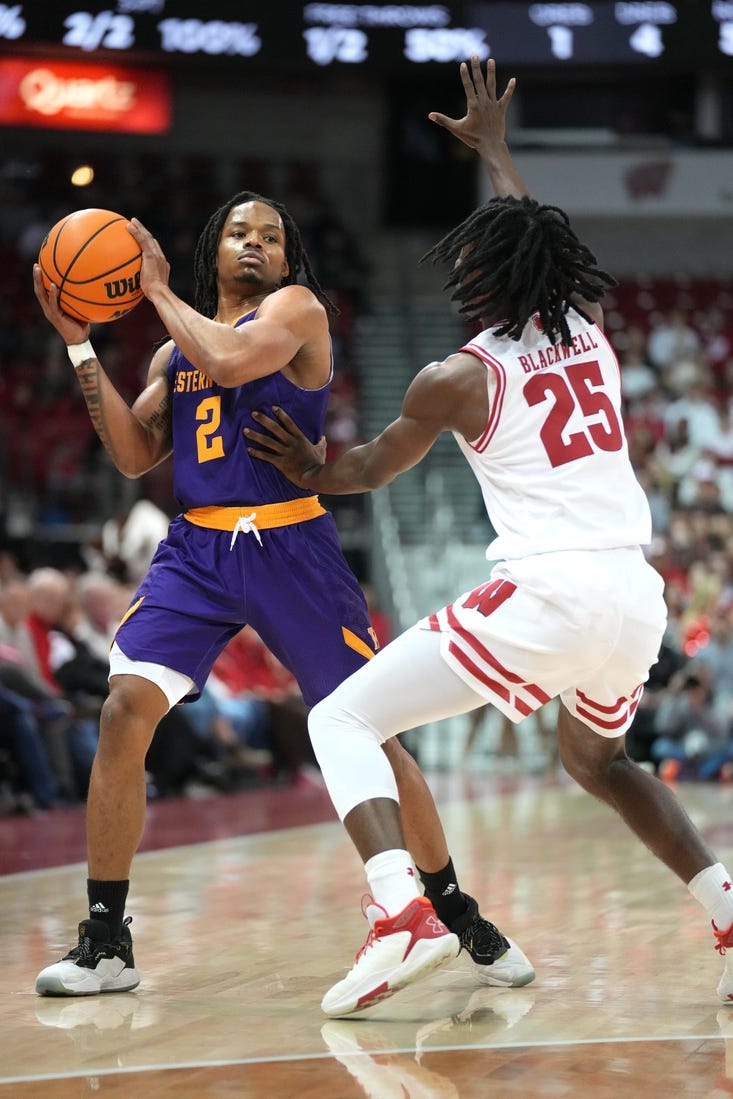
top-left (62, 10), bottom-right (135, 52)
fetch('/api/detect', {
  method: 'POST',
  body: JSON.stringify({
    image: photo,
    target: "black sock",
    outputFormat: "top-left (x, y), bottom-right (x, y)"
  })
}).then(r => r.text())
top-left (417, 858), bottom-right (469, 927)
top-left (87, 879), bottom-right (129, 940)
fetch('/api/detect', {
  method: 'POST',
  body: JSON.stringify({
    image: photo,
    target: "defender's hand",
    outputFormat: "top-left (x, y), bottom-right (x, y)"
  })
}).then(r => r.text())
top-left (245, 407), bottom-right (327, 488)
top-left (33, 263), bottom-right (91, 345)
top-left (429, 56), bottom-right (516, 152)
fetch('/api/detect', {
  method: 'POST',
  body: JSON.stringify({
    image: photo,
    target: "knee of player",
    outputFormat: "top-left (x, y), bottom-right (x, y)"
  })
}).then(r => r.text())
top-left (100, 683), bottom-right (162, 753)
top-left (308, 697), bottom-right (373, 758)
top-left (559, 733), bottom-right (627, 787)
top-left (307, 697), bottom-right (337, 755)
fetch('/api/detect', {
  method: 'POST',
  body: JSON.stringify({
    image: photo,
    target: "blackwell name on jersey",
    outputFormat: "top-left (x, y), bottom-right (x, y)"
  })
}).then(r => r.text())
top-left (517, 328), bottom-right (599, 374)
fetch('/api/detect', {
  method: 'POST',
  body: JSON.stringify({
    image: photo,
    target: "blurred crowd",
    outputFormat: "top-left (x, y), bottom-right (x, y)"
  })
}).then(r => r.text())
top-left (0, 555), bottom-right (322, 814)
top-left (611, 286), bottom-right (733, 782)
top-left (3, 149), bottom-right (733, 809)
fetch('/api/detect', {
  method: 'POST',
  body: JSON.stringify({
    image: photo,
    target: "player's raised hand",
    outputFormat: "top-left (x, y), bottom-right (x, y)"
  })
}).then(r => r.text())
top-left (32, 263), bottom-right (91, 345)
top-left (245, 406), bottom-right (327, 488)
top-left (429, 56), bottom-right (516, 153)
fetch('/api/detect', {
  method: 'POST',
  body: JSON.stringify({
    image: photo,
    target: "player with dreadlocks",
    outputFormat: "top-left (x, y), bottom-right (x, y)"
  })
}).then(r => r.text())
top-left (423, 195), bottom-right (616, 345)
top-left (32, 183), bottom-right (534, 996)
top-left (246, 57), bottom-right (733, 1018)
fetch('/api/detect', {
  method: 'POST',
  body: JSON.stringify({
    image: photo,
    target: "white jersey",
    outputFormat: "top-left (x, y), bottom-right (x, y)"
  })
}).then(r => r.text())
top-left (457, 309), bottom-right (651, 560)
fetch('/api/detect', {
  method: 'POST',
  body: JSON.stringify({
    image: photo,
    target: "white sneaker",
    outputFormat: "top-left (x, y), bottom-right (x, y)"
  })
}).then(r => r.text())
top-left (452, 896), bottom-right (535, 987)
top-left (321, 896), bottom-right (460, 1018)
top-left (466, 936), bottom-right (536, 987)
top-left (35, 917), bottom-right (140, 997)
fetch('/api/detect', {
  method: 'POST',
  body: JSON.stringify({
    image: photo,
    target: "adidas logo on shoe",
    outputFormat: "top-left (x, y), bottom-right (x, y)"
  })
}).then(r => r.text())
top-left (90, 903), bottom-right (109, 914)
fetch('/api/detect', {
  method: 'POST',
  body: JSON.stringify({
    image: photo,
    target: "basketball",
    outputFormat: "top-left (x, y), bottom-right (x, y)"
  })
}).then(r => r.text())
top-left (38, 208), bottom-right (143, 324)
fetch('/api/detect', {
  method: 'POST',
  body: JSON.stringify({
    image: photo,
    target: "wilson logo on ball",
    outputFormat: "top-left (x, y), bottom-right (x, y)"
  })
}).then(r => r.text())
top-left (105, 273), bottom-right (142, 299)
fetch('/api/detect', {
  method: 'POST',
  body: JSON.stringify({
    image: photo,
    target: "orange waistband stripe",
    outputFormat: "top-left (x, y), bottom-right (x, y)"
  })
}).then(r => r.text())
top-left (184, 497), bottom-right (325, 532)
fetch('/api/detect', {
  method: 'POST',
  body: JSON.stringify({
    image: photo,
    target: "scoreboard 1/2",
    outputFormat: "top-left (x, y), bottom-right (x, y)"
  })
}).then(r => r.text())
top-left (2, 2), bottom-right (730, 69)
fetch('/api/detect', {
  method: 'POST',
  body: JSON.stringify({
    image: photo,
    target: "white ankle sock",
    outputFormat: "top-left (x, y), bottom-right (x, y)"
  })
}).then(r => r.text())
top-left (688, 863), bottom-right (733, 931)
top-left (365, 849), bottom-right (421, 917)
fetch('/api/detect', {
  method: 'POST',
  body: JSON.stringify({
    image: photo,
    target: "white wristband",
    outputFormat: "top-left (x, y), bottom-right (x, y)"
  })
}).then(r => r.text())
top-left (67, 340), bottom-right (96, 369)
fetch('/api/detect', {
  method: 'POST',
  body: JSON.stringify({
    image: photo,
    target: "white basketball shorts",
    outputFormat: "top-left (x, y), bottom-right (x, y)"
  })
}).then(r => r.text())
top-left (421, 546), bottom-right (667, 738)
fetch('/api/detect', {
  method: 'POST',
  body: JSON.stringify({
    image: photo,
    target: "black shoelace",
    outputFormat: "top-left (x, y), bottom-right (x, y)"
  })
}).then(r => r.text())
top-left (460, 917), bottom-right (507, 962)
top-left (64, 934), bottom-right (95, 963)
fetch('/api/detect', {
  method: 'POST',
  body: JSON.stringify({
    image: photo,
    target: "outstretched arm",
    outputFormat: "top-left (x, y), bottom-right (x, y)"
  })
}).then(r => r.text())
top-left (429, 56), bottom-right (527, 199)
top-left (432, 57), bottom-right (604, 328)
top-left (245, 388), bottom-right (440, 494)
top-left (245, 352), bottom-right (483, 494)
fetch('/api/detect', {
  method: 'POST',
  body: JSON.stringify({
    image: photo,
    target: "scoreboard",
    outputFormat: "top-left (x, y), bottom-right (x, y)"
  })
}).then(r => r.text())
top-left (1, 2), bottom-right (731, 71)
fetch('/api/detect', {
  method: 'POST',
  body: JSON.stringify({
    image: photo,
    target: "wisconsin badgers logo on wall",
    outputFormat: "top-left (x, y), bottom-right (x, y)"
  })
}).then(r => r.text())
top-left (0, 58), bottom-right (171, 132)
top-left (624, 159), bottom-right (674, 200)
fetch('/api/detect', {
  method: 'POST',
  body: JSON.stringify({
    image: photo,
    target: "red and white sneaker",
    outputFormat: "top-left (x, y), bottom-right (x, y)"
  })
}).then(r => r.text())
top-left (714, 921), bottom-right (733, 1003)
top-left (321, 896), bottom-right (460, 1018)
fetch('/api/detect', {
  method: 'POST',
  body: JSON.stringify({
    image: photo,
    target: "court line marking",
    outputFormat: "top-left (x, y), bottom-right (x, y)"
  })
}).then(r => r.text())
top-left (0, 1031), bottom-right (728, 1085)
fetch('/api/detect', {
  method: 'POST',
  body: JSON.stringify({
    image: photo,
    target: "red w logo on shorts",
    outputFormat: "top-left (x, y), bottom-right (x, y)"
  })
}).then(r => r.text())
top-left (462, 579), bottom-right (517, 618)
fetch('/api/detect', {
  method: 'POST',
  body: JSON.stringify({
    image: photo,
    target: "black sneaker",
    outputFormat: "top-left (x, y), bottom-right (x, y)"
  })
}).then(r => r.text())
top-left (35, 916), bottom-right (140, 996)
top-left (450, 895), bottom-right (535, 987)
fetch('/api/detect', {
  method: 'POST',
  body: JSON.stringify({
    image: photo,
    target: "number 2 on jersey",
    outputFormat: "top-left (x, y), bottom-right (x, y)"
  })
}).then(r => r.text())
top-left (523, 359), bottom-right (623, 468)
top-left (196, 396), bottom-right (225, 463)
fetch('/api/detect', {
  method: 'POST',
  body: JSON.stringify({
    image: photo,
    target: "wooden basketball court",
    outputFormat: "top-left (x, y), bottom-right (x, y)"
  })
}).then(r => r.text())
top-left (2, 770), bottom-right (733, 1097)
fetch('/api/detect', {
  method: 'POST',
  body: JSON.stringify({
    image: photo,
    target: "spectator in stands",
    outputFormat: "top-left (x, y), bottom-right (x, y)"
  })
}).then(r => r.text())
top-left (0, 684), bottom-right (63, 811)
top-left (625, 639), bottom-right (688, 768)
top-left (618, 323), bottom-right (658, 403)
top-left (25, 568), bottom-right (97, 797)
top-left (0, 574), bottom-right (79, 802)
top-left (651, 668), bottom-right (729, 782)
top-left (700, 307), bottom-right (733, 394)
top-left (649, 417), bottom-right (700, 506)
top-left (0, 575), bottom-right (57, 698)
top-left (693, 603), bottom-right (733, 726)
top-left (99, 498), bottom-right (170, 586)
top-left (707, 404), bottom-right (733, 511)
top-left (635, 467), bottom-right (671, 536)
top-left (647, 306), bottom-right (701, 375)
top-left (683, 458), bottom-right (727, 515)
top-left (664, 379), bottom-right (722, 452)
top-left (25, 568), bottom-right (73, 692)
top-left (625, 386), bottom-right (666, 465)
top-left (73, 572), bottom-right (124, 664)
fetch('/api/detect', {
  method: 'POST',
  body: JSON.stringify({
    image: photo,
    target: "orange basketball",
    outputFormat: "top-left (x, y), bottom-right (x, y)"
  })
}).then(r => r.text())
top-left (38, 208), bottom-right (143, 324)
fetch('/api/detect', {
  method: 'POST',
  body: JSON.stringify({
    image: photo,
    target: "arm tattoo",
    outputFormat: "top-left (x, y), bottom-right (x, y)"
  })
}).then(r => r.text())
top-left (75, 360), bottom-right (118, 460)
top-left (147, 392), bottom-right (173, 448)
top-left (75, 362), bottom-right (173, 462)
